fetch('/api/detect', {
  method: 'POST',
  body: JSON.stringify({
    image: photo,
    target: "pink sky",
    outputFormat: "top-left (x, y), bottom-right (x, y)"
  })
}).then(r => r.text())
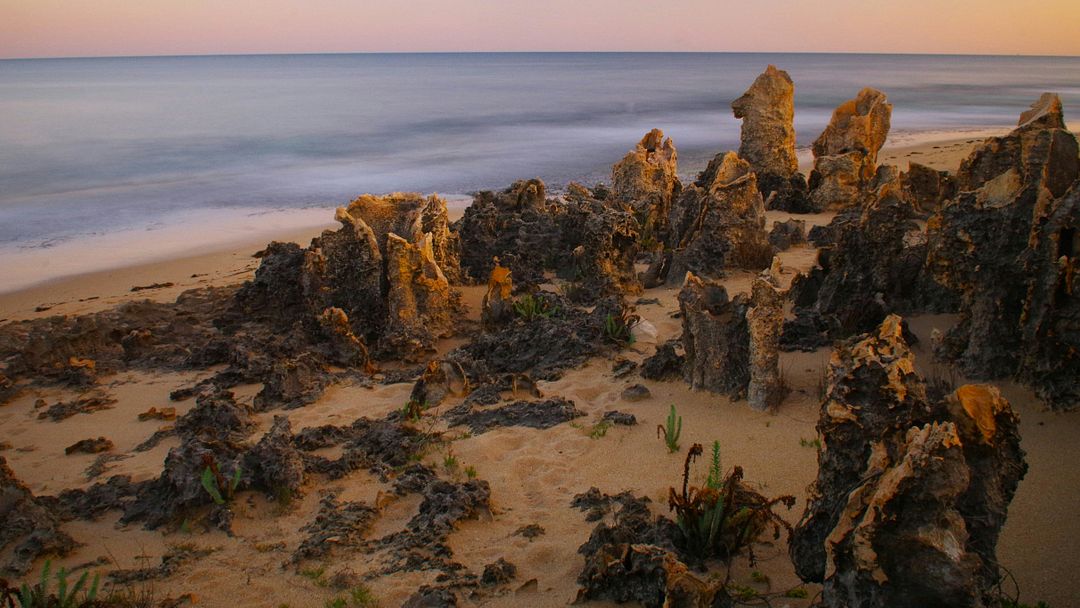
top-left (2, 0), bottom-right (1078, 59)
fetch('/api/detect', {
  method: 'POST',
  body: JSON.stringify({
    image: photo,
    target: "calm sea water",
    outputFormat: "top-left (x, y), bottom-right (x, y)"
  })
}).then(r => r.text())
top-left (1, 52), bottom-right (1078, 285)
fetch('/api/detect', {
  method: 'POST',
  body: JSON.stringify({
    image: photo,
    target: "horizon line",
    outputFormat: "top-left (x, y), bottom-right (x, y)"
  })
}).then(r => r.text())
top-left (3, 49), bottom-right (1080, 62)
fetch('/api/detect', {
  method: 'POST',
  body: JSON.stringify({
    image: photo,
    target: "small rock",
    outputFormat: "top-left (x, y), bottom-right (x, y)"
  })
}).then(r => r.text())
top-left (602, 411), bottom-right (638, 426)
top-left (480, 558), bottom-right (517, 587)
top-left (621, 384), bottom-right (652, 402)
top-left (65, 437), bottom-right (114, 455)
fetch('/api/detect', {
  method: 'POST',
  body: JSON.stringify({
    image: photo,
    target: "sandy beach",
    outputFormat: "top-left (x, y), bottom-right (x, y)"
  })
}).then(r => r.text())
top-left (2, 128), bottom-right (1078, 608)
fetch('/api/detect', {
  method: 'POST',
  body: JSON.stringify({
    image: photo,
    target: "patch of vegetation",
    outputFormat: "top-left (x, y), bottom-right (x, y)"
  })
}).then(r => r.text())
top-left (1, 560), bottom-right (99, 608)
top-left (200, 456), bottom-right (241, 506)
top-left (324, 585), bottom-right (379, 608)
top-left (657, 405), bottom-right (682, 453)
top-left (588, 420), bottom-right (612, 440)
top-left (401, 399), bottom-right (425, 423)
top-left (513, 294), bottom-right (555, 321)
top-left (442, 450), bottom-right (459, 472)
top-left (464, 465), bottom-right (478, 479)
top-left (668, 442), bottom-right (796, 562)
top-left (602, 311), bottom-right (638, 345)
top-left (783, 587), bottom-right (809, 599)
top-left (799, 437), bottom-right (822, 449)
top-left (300, 565), bottom-right (329, 588)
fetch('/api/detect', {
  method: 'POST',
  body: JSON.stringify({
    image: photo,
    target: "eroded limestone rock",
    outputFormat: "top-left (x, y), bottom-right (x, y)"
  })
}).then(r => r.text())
top-left (678, 273), bottom-right (749, 396)
top-left (790, 316), bottom-right (1027, 607)
top-left (611, 128), bottom-right (681, 243)
top-left (732, 65), bottom-right (809, 212)
top-left (480, 262), bottom-right (514, 330)
top-left (808, 88), bottom-right (892, 211)
top-left (666, 152), bottom-right (772, 282)
top-left (747, 277), bottom-right (784, 411)
top-left (381, 233), bottom-right (454, 360)
top-left (1, 456), bottom-right (80, 576)
top-left (901, 162), bottom-right (956, 213)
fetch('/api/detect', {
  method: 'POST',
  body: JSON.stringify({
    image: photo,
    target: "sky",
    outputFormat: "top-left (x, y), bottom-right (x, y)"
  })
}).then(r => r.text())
top-left (2, 0), bottom-right (1079, 59)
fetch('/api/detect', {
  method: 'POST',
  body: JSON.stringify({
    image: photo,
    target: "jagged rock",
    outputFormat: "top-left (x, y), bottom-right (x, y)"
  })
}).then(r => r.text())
top-left (621, 384), bottom-right (651, 402)
top-left (138, 407), bottom-right (176, 421)
top-left (640, 342), bottom-right (684, 381)
top-left (768, 218), bottom-right (807, 250)
top-left (732, 65), bottom-right (810, 212)
top-left (291, 493), bottom-right (378, 563)
top-left (667, 152), bottom-right (772, 282)
top-left (299, 414), bottom-right (424, 480)
top-left (1017, 179), bottom-right (1080, 409)
top-left (232, 241), bottom-right (312, 330)
top-left (790, 317), bottom-right (1027, 607)
top-left (445, 398), bottom-right (585, 433)
top-left (403, 587), bottom-right (458, 608)
top-left (785, 174), bottom-right (954, 349)
top-left (410, 360), bottom-right (469, 407)
top-left (927, 93), bottom-right (1079, 382)
top-left (454, 179), bottom-right (557, 287)
top-left (611, 129), bottom-right (681, 242)
top-left (808, 88), bottom-right (892, 211)
top-left (380, 233), bottom-right (454, 360)
top-left (245, 416), bottom-right (305, 499)
top-left (747, 277), bottom-right (784, 411)
top-left (65, 437), bottom-right (114, 455)
top-left (254, 353), bottom-right (329, 410)
top-left (558, 192), bottom-right (642, 301)
top-left (0, 456), bottom-right (80, 576)
top-left (315, 307), bottom-right (372, 369)
top-left (480, 558), bottom-right (517, 587)
top-left (108, 544), bottom-right (215, 584)
top-left (678, 273), bottom-right (749, 396)
top-left (1018, 91), bottom-right (1066, 130)
top-left (602, 411), bottom-right (638, 426)
top-left (901, 162), bottom-right (956, 212)
top-left (480, 262), bottom-right (514, 329)
top-left (37, 391), bottom-right (117, 422)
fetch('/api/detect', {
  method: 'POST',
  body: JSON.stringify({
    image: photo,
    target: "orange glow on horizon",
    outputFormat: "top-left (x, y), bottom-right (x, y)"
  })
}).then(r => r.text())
top-left (1, 0), bottom-right (1078, 59)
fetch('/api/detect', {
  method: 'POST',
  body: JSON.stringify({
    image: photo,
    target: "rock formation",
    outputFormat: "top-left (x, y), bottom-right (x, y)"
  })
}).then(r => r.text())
top-left (666, 152), bottom-right (772, 282)
top-left (611, 129), bottom-right (681, 244)
top-left (1, 456), bottom-right (79, 575)
top-left (783, 173), bottom-right (954, 350)
top-left (731, 65), bottom-right (810, 212)
top-left (747, 276), bottom-right (784, 411)
top-left (559, 186), bottom-right (642, 301)
top-left (808, 88), bottom-right (892, 211)
top-left (901, 162), bottom-right (956, 213)
top-left (381, 233), bottom-right (454, 359)
top-left (1017, 180), bottom-right (1080, 408)
top-left (926, 92), bottom-right (1079, 386)
top-left (790, 316), bottom-right (1027, 607)
top-left (678, 273), bottom-right (750, 396)
top-left (768, 218), bottom-right (807, 251)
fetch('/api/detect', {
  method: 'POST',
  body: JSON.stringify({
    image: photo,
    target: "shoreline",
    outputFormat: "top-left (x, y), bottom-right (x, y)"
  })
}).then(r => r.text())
top-left (0, 126), bottom-right (1047, 322)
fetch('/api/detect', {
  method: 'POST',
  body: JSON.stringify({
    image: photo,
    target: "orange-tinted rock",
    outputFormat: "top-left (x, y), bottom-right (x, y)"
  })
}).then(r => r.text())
top-left (481, 262), bottom-right (514, 329)
top-left (808, 88), bottom-right (892, 211)
top-left (611, 128), bottom-right (681, 242)
top-left (747, 276), bottom-right (784, 411)
top-left (381, 233), bottom-right (454, 360)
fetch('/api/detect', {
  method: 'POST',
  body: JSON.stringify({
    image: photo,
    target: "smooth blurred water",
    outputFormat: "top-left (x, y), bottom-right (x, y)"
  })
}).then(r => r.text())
top-left (1, 52), bottom-right (1078, 252)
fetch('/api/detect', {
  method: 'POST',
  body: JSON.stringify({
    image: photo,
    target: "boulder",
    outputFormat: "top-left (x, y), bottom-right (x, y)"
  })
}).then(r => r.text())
top-left (666, 152), bottom-right (772, 282)
top-left (790, 316), bottom-right (1027, 607)
top-left (768, 218), bottom-right (807, 251)
top-left (732, 65), bottom-right (810, 212)
top-left (747, 277), bottom-right (784, 411)
top-left (808, 88), bottom-right (892, 211)
top-left (245, 415), bottom-right (306, 500)
top-left (611, 129), bottom-right (681, 244)
top-left (678, 273), bottom-right (749, 396)
top-left (558, 191), bottom-right (642, 301)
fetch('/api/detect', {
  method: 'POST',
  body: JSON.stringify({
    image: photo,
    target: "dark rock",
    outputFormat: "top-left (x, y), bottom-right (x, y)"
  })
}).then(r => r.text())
top-left (479, 262), bottom-right (514, 330)
top-left (174, 390), bottom-right (256, 443)
top-left (445, 398), bottom-right (585, 434)
top-left (403, 587), bottom-right (458, 608)
top-left (410, 359), bottom-right (470, 408)
top-left (480, 558), bottom-right (517, 587)
top-left (512, 523), bottom-right (546, 539)
top-left (0, 456), bottom-right (80, 576)
top-left (679, 274), bottom-right (749, 396)
top-left (253, 353), bottom-right (328, 410)
top-left (640, 342), bottom-right (684, 381)
top-left (612, 358), bottom-right (637, 378)
top-left (927, 93), bottom-right (1079, 383)
top-left (667, 152), bottom-right (772, 282)
top-left (557, 189), bottom-right (642, 302)
top-left (621, 384), bottom-right (651, 402)
top-left (790, 316), bottom-right (1028, 608)
top-left (52, 474), bottom-right (143, 521)
top-left (291, 493), bottom-right (378, 563)
top-left (108, 544), bottom-right (214, 584)
top-left (37, 391), bottom-right (117, 422)
top-left (245, 416), bottom-right (305, 500)
top-left (768, 218), bottom-right (807, 250)
top-left (602, 411), bottom-right (638, 426)
top-left (65, 437), bottom-right (114, 455)
top-left (901, 162), bottom-right (956, 213)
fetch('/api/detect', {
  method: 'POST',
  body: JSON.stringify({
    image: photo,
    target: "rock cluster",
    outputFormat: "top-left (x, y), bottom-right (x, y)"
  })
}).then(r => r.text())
top-left (0, 456), bottom-right (79, 576)
top-left (808, 88), bottom-right (892, 211)
top-left (732, 65), bottom-right (810, 212)
top-left (790, 316), bottom-right (1027, 607)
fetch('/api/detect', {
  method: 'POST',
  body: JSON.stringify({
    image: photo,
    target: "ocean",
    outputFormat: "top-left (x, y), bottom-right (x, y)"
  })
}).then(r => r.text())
top-left (1, 52), bottom-right (1078, 290)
